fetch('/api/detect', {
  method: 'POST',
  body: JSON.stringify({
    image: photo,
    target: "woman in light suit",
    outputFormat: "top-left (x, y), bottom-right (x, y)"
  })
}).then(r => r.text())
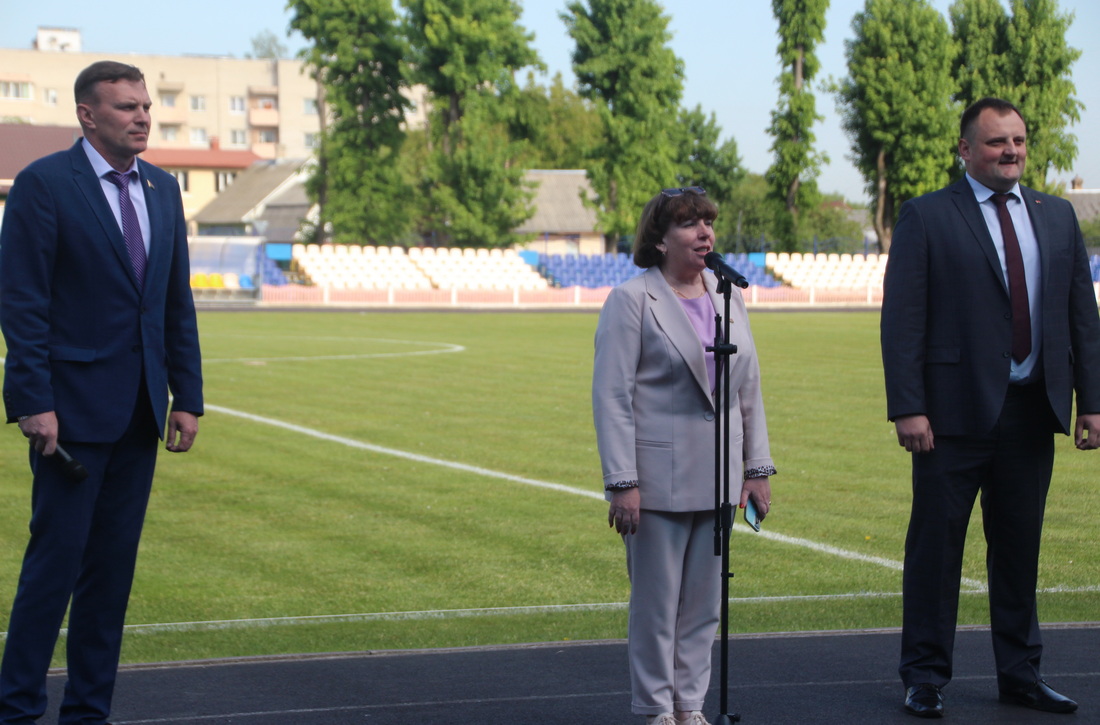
top-left (592, 187), bottom-right (775, 725)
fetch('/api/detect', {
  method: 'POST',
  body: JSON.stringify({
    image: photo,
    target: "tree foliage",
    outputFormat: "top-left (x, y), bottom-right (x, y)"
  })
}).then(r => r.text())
top-left (950, 0), bottom-right (1081, 192)
top-left (835, 0), bottom-right (958, 251)
top-left (562, 0), bottom-right (685, 251)
top-left (247, 29), bottom-right (289, 59)
top-left (1004, 0), bottom-right (1082, 191)
top-left (673, 105), bottom-right (745, 244)
top-left (401, 0), bottom-right (542, 246)
top-left (289, 0), bottom-right (413, 245)
top-left (509, 72), bottom-right (602, 171)
top-left (766, 0), bottom-right (829, 251)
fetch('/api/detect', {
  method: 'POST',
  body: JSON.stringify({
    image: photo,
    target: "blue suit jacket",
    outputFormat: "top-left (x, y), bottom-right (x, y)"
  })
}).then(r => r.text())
top-left (1, 141), bottom-right (203, 442)
top-left (881, 177), bottom-right (1100, 436)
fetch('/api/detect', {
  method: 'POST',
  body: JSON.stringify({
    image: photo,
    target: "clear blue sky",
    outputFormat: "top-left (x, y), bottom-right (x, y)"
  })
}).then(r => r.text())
top-left (3, 0), bottom-right (1097, 202)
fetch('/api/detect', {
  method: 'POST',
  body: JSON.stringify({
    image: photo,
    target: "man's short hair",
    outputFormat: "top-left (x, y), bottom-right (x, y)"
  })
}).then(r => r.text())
top-left (960, 97), bottom-right (1027, 140)
top-left (74, 61), bottom-right (145, 105)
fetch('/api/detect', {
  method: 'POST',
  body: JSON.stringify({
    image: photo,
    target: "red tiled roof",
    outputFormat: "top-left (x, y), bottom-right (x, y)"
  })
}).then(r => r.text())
top-left (139, 147), bottom-right (262, 170)
top-left (0, 124), bottom-right (82, 193)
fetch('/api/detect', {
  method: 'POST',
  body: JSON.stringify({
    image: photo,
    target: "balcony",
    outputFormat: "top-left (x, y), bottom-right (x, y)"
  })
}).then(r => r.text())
top-left (249, 107), bottom-right (280, 128)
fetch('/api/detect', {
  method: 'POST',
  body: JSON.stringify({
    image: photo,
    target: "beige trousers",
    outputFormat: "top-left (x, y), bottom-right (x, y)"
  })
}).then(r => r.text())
top-left (624, 509), bottom-right (721, 715)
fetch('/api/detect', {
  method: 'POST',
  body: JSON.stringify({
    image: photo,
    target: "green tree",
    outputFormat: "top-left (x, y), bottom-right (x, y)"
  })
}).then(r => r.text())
top-left (950, 0), bottom-right (1081, 192)
top-left (675, 105), bottom-right (744, 201)
top-left (835, 0), bottom-right (958, 251)
top-left (562, 0), bottom-right (685, 251)
top-left (401, 0), bottom-right (542, 246)
top-left (509, 72), bottom-right (602, 170)
top-left (720, 174), bottom-right (780, 253)
top-left (1001, 0), bottom-right (1081, 192)
top-left (246, 29), bottom-right (289, 59)
top-left (289, 0), bottom-right (413, 245)
top-left (1079, 215), bottom-right (1100, 247)
top-left (673, 105), bottom-right (745, 244)
top-left (950, 0), bottom-right (1011, 105)
top-left (766, 0), bottom-right (829, 251)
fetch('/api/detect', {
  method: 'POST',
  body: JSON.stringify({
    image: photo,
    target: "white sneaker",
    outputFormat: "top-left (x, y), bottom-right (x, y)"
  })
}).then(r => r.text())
top-left (679, 712), bottom-right (711, 725)
top-left (645, 714), bottom-right (678, 725)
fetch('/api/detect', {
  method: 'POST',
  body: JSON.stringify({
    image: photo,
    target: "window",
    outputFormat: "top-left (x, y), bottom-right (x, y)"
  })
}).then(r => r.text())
top-left (230, 129), bottom-right (247, 146)
top-left (258, 130), bottom-right (277, 144)
top-left (190, 95), bottom-right (206, 111)
top-left (44, 88), bottom-right (58, 106)
top-left (170, 170), bottom-right (190, 193)
top-left (161, 126), bottom-right (178, 142)
top-left (304, 132), bottom-right (319, 148)
top-left (160, 94), bottom-right (177, 108)
top-left (229, 96), bottom-right (246, 113)
top-left (216, 172), bottom-right (236, 192)
top-left (303, 98), bottom-right (318, 115)
top-left (257, 97), bottom-right (277, 110)
top-left (190, 127), bottom-right (208, 145)
top-left (0, 81), bottom-right (32, 99)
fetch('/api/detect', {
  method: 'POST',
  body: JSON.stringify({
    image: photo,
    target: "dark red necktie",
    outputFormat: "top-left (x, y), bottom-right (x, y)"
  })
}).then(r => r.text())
top-left (990, 192), bottom-right (1031, 363)
top-left (107, 170), bottom-right (147, 290)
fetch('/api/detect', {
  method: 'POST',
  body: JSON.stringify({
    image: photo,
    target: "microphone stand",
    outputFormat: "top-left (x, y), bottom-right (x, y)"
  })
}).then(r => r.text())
top-left (706, 270), bottom-right (740, 725)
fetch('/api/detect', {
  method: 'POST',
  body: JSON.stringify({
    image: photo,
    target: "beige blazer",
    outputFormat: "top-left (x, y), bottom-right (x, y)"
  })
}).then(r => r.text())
top-left (592, 266), bottom-right (773, 512)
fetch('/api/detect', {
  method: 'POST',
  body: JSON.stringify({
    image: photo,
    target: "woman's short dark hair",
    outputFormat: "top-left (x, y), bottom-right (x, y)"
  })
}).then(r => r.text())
top-left (633, 189), bottom-right (718, 268)
top-left (74, 61), bottom-right (146, 105)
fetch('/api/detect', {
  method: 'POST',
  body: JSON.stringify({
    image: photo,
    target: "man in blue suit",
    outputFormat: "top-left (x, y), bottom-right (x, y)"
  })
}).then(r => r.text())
top-left (0, 61), bottom-right (203, 725)
top-left (882, 97), bottom-right (1100, 718)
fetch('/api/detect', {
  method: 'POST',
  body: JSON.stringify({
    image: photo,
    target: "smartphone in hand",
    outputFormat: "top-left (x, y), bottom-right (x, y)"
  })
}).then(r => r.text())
top-left (744, 498), bottom-right (764, 532)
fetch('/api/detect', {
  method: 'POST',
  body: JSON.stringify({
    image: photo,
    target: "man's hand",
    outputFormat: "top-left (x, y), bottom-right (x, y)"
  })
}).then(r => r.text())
top-left (17, 411), bottom-right (59, 456)
top-left (1075, 413), bottom-right (1100, 450)
top-left (895, 414), bottom-right (934, 453)
top-left (165, 411), bottom-right (198, 452)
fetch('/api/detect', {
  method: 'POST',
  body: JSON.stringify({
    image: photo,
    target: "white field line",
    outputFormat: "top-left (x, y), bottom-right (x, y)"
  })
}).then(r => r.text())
top-left (38, 585), bottom-right (1100, 638)
top-left (208, 404), bottom-right (988, 589)
top-left (6, 345), bottom-right (1090, 635)
top-left (201, 337), bottom-right (465, 364)
top-left (207, 403), bottom-right (601, 501)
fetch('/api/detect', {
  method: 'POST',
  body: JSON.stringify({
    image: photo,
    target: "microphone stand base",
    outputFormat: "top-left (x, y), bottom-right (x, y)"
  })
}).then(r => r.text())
top-left (715, 714), bottom-right (741, 724)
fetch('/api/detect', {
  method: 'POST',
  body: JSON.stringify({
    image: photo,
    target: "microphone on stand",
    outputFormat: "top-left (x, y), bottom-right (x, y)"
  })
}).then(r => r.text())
top-left (704, 252), bottom-right (749, 289)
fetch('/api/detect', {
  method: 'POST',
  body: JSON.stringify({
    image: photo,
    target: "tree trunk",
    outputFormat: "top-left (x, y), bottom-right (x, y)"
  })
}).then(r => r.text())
top-left (875, 147), bottom-right (892, 252)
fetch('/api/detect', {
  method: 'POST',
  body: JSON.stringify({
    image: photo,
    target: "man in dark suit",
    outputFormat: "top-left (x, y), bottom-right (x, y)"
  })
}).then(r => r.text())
top-left (881, 97), bottom-right (1100, 718)
top-left (0, 61), bottom-right (203, 725)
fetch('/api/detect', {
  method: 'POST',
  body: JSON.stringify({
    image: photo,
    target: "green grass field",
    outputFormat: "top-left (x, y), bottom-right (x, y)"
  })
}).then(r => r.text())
top-left (0, 310), bottom-right (1096, 666)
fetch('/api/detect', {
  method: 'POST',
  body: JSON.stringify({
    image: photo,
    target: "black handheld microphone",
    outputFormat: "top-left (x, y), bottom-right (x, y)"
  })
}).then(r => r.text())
top-left (54, 445), bottom-right (89, 482)
top-left (703, 251), bottom-right (749, 289)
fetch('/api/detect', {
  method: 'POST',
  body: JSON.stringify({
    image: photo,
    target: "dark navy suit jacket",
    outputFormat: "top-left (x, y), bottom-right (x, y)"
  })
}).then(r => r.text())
top-left (1, 141), bottom-right (202, 441)
top-left (881, 177), bottom-right (1100, 437)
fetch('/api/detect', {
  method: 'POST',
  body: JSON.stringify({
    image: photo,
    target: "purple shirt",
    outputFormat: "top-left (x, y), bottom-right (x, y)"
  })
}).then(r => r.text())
top-left (678, 295), bottom-right (717, 392)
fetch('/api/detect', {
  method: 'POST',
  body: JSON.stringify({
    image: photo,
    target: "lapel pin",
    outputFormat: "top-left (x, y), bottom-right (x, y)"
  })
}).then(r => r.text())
top-left (147, 179), bottom-right (155, 189)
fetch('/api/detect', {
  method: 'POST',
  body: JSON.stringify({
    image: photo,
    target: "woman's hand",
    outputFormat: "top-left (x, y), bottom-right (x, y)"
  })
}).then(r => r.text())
top-left (740, 477), bottom-right (771, 518)
top-left (608, 487), bottom-right (641, 535)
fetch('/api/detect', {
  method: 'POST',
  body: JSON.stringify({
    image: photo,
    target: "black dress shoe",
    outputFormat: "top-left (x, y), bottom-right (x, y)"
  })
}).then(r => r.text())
top-left (905, 683), bottom-right (944, 718)
top-left (999, 680), bottom-right (1078, 713)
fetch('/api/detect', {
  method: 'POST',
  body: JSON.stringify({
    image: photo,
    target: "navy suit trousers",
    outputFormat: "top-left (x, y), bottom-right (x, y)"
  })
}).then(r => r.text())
top-left (0, 390), bottom-right (158, 725)
top-left (899, 383), bottom-right (1057, 690)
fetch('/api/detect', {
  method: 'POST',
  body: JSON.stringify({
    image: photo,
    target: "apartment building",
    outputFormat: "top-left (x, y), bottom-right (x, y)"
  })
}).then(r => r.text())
top-left (1, 27), bottom-right (323, 161)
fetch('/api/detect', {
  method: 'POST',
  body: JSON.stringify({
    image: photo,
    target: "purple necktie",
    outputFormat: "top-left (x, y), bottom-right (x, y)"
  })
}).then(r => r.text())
top-left (107, 170), bottom-right (146, 290)
top-left (990, 192), bottom-right (1031, 363)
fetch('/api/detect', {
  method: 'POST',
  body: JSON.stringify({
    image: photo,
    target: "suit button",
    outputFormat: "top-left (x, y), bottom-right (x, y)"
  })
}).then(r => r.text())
top-left (1004, 313), bottom-right (1012, 320)
top-left (704, 411), bottom-right (715, 421)
top-left (1002, 351), bottom-right (1011, 358)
